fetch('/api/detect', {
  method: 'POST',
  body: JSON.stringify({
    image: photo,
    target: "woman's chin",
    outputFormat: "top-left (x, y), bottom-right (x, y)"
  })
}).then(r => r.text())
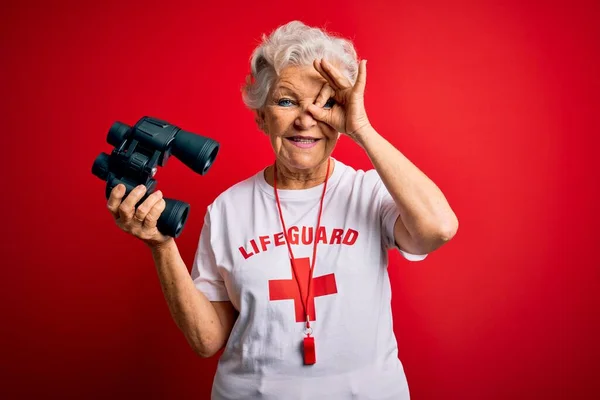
top-left (279, 153), bottom-right (329, 171)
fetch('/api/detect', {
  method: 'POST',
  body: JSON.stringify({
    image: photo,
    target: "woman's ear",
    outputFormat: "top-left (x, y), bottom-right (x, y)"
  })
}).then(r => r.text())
top-left (254, 109), bottom-right (267, 134)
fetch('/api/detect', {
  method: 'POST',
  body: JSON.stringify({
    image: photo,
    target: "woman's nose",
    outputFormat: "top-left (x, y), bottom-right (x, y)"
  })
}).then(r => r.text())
top-left (294, 106), bottom-right (318, 130)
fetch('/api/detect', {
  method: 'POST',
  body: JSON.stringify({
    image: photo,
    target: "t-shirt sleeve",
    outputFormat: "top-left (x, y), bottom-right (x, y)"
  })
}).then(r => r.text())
top-left (374, 173), bottom-right (428, 262)
top-left (190, 207), bottom-right (230, 301)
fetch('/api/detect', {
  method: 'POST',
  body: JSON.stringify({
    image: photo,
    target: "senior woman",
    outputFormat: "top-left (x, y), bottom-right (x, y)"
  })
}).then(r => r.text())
top-left (107, 20), bottom-right (458, 400)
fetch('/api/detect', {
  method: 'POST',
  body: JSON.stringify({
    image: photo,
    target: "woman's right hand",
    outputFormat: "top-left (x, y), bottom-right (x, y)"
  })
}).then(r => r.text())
top-left (107, 184), bottom-right (172, 248)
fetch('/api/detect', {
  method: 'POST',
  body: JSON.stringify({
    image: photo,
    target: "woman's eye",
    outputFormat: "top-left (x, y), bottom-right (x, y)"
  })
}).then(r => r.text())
top-left (277, 99), bottom-right (294, 107)
top-left (324, 98), bottom-right (336, 108)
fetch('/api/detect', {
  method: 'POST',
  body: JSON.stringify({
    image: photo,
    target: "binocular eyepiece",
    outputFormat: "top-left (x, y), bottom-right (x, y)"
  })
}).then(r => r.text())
top-left (92, 116), bottom-right (219, 238)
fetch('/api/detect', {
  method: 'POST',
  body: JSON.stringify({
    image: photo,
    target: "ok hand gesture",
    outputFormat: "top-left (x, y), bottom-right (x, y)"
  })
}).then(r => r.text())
top-left (307, 59), bottom-right (372, 140)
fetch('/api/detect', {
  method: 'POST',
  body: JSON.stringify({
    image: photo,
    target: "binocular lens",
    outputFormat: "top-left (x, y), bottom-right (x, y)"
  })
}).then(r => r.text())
top-left (172, 130), bottom-right (220, 175)
top-left (92, 153), bottom-right (110, 180)
top-left (157, 199), bottom-right (190, 237)
top-left (108, 122), bottom-right (131, 147)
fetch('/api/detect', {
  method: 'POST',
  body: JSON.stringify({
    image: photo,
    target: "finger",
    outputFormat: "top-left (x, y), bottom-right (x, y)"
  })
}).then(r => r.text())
top-left (107, 184), bottom-right (126, 220)
top-left (307, 103), bottom-right (332, 125)
top-left (313, 59), bottom-right (340, 91)
top-left (355, 59), bottom-right (367, 93)
top-left (321, 59), bottom-right (352, 90)
top-left (133, 190), bottom-right (163, 224)
top-left (118, 184), bottom-right (147, 222)
top-left (144, 198), bottom-right (167, 229)
top-left (314, 82), bottom-right (335, 107)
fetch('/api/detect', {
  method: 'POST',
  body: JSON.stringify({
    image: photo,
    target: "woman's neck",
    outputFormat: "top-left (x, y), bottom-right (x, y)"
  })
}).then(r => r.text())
top-left (265, 158), bottom-right (334, 190)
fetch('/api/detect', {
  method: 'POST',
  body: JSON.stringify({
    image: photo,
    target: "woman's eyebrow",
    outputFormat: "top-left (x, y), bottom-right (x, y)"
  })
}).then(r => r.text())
top-left (274, 85), bottom-right (298, 95)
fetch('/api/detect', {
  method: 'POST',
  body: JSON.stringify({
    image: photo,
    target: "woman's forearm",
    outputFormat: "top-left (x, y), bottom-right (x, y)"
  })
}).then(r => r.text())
top-left (149, 238), bottom-right (227, 357)
top-left (353, 125), bottom-right (459, 251)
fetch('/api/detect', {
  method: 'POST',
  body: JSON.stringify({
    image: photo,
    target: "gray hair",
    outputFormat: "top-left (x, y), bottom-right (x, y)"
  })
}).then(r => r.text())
top-left (241, 21), bottom-right (359, 111)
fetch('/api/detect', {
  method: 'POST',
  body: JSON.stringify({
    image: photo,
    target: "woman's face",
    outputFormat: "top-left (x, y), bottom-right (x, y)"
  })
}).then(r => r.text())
top-left (258, 64), bottom-right (339, 173)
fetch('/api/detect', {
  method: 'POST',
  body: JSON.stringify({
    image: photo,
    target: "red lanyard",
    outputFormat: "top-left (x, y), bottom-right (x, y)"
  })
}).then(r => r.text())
top-left (273, 157), bottom-right (331, 365)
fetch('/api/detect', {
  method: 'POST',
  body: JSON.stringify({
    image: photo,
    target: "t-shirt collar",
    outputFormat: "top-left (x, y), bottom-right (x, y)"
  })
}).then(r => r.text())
top-left (256, 157), bottom-right (343, 200)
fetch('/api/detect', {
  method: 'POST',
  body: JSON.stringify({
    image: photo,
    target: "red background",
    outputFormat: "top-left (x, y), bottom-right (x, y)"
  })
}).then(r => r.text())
top-left (1, 0), bottom-right (599, 398)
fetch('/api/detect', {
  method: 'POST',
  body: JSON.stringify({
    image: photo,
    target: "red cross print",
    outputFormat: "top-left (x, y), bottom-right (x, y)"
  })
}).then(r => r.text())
top-left (268, 257), bottom-right (338, 323)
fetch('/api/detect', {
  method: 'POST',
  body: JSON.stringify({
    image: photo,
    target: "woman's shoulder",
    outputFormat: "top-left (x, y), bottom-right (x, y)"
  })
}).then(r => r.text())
top-left (208, 169), bottom-right (263, 210)
top-left (335, 159), bottom-right (382, 190)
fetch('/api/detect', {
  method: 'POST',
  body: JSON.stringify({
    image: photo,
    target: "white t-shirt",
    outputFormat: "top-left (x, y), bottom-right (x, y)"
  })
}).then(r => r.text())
top-left (191, 158), bottom-right (427, 400)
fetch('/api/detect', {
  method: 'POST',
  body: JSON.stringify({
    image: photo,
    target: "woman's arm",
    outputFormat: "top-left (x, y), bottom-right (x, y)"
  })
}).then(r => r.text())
top-left (306, 59), bottom-right (458, 255)
top-left (354, 125), bottom-right (459, 255)
top-left (150, 238), bottom-right (236, 358)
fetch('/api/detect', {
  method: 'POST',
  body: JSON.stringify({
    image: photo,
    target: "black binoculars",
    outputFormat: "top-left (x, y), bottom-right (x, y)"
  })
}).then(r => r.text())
top-left (92, 116), bottom-right (219, 238)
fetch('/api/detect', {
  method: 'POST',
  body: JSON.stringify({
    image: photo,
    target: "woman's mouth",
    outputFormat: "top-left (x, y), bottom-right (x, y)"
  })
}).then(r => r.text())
top-left (286, 136), bottom-right (321, 149)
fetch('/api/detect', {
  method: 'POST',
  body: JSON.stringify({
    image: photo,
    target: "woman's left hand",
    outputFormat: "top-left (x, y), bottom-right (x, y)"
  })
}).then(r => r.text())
top-left (307, 58), bottom-right (372, 141)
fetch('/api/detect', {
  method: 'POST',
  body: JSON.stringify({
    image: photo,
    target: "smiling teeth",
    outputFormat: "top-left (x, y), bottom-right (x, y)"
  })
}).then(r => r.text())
top-left (291, 138), bottom-right (317, 143)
